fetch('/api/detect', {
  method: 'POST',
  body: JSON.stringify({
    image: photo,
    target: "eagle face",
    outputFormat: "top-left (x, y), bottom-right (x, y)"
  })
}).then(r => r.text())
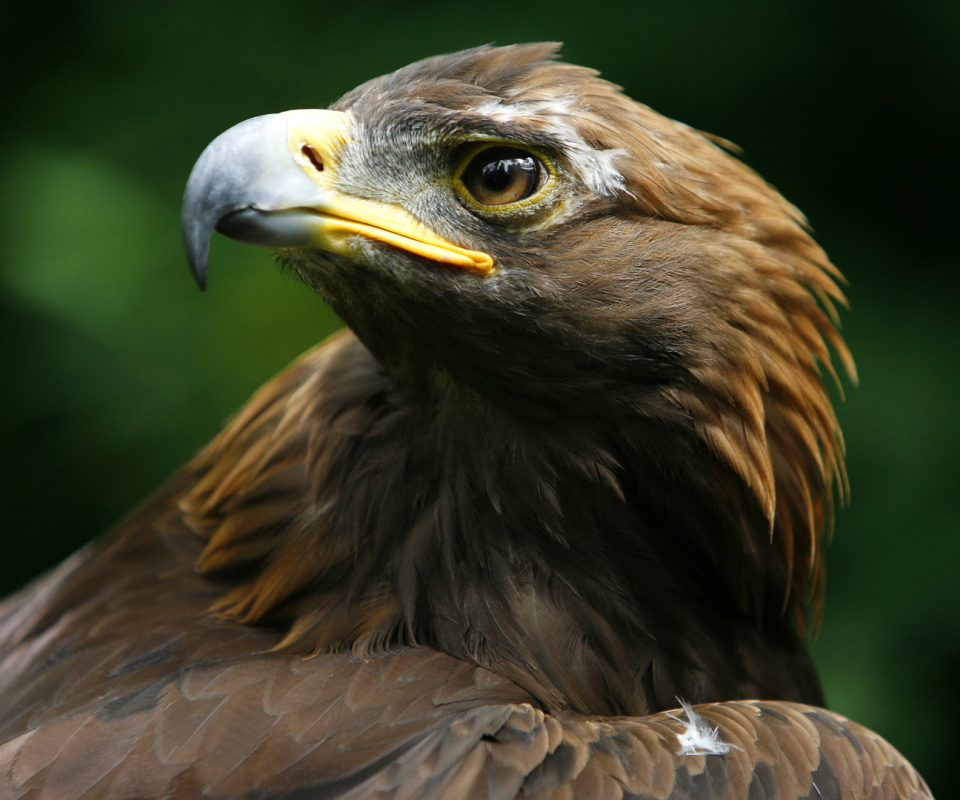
top-left (181, 43), bottom-right (851, 717)
top-left (185, 45), bottom-right (772, 411)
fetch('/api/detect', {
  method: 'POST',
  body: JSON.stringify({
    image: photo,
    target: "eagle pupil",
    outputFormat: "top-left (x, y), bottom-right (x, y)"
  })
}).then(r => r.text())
top-left (462, 146), bottom-right (543, 206)
top-left (482, 160), bottom-right (513, 192)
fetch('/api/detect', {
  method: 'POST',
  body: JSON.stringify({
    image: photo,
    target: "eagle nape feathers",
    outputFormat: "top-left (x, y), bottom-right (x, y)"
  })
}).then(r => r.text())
top-left (0, 44), bottom-right (929, 799)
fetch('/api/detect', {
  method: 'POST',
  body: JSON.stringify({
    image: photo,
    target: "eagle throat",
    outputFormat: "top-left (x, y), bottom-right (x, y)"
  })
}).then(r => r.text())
top-left (181, 330), bottom-right (825, 717)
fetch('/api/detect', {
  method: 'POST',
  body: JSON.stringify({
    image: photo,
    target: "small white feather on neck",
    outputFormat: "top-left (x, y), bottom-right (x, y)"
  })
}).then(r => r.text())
top-left (668, 698), bottom-right (742, 756)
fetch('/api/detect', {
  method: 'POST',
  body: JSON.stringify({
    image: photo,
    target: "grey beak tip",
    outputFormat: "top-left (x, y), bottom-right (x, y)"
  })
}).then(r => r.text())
top-left (188, 252), bottom-right (209, 291)
top-left (182, 217), bottom-right (211, 291)
top-left (181, 114), bottom-right (294, 292)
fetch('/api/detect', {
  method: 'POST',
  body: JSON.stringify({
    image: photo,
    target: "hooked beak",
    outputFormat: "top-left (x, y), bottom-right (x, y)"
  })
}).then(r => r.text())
top-left (181, 109), bottom-right (493, 290)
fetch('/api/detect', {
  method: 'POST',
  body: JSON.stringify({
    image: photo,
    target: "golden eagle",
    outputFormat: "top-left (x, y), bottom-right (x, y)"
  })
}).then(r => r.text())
top-left (0, 44), bottom-right (928, 799)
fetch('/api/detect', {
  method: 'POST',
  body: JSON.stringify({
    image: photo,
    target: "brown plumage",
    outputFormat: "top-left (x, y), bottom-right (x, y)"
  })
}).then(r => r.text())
top-left (0, 44), bottom-right (928, 798)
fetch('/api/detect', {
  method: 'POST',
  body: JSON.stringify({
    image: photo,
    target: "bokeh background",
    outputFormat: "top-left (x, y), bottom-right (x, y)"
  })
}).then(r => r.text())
top-left (1, 1), bottom-right (957, 794)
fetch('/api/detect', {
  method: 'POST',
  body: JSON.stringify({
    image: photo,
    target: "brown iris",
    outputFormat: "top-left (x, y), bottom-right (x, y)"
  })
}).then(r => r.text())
top-left (459, 146), bottom-right (545, 206)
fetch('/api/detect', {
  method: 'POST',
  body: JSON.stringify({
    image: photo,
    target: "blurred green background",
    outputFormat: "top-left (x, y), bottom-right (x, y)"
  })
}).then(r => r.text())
top-left (1, 0), bottom-right (957, 794)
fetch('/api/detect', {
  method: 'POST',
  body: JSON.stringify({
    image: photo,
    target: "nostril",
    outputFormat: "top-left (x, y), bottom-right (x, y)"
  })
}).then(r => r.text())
top-left (301, 144), bottom-right (324, 172)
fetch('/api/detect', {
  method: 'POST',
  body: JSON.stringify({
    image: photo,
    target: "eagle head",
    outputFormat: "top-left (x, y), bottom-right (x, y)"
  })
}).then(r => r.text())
top-left (181, 44), bottom-right (851, 716)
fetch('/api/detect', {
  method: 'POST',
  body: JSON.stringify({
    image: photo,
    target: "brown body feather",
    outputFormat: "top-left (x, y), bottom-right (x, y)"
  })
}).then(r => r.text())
top-left (0, 44), bottom-right (927, 798)
top-left (0, 477), bottom-right (927, 798)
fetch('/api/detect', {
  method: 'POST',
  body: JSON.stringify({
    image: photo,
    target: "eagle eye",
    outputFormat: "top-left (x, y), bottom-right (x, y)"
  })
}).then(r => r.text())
top-left (458, 146), bottom-right (547, 207)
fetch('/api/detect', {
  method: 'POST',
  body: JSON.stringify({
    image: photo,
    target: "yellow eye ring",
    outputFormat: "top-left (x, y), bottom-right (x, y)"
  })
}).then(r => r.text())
top-left (454, 143), bottom-right (558, 215)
